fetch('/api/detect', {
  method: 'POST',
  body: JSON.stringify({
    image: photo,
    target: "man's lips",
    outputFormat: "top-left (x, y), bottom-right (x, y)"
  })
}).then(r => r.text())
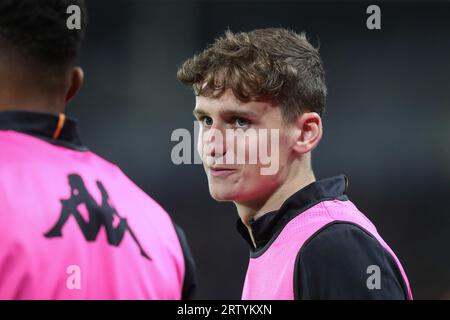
top-left (209, 166), bottom-right (237, 177)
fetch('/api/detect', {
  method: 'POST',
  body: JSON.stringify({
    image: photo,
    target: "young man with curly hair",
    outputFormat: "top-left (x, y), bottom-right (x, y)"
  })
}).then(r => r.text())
top-left (178, 28), bottom-right (412, 300)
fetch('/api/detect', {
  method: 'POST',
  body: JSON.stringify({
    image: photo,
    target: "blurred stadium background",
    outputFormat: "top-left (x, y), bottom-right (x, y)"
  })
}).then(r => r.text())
top-left (71, 0), bottom-right (450, 299)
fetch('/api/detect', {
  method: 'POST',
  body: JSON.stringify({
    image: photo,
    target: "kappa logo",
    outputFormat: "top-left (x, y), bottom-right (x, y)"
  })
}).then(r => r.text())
top-left (44, 174), bottom-right (151, 260)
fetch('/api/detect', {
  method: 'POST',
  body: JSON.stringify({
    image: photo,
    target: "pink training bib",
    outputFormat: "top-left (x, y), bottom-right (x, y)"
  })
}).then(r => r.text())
top-left (0, 130), bottom-right (185, 299)
top-left (242, 199), bottom-right (412, 300)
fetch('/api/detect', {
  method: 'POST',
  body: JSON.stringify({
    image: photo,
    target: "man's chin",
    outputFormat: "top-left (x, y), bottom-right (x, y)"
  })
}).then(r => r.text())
top-left (209, 188), bottom-right (238, 202)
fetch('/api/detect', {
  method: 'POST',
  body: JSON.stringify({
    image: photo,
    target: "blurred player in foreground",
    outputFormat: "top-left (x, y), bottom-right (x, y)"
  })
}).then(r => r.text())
top-left (178, 28), bottom-right (412, 299)
top-left (0, 0), bottom-right (195, 299)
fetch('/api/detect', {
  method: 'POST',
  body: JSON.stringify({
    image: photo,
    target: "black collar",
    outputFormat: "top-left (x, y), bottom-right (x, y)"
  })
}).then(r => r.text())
top-left (0, 110), bottom-right (87, 151)
top-left (236, 175), bottom-right (349, 257)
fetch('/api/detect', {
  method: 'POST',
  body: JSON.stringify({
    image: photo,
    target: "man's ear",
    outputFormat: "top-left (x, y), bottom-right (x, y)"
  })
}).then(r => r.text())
top-left (64, 66), bottom-right (84, 104)
top-left (291, 112), bottom-right (323, 155)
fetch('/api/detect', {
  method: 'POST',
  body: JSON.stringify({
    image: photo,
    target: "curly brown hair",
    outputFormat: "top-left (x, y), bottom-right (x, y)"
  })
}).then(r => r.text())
top-left (177, 28), bottom-right (327, 122)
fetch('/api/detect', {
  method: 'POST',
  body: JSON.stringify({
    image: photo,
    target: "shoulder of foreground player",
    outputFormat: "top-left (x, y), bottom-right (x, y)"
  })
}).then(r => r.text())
top-left (173, 223), bottom-right (197, 300)
top-left (294, 222), bottom-right (409, 300)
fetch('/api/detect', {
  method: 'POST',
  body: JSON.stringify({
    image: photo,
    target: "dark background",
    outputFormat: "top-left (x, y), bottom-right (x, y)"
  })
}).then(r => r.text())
top-left (70, 0), bottom-right (450, 299)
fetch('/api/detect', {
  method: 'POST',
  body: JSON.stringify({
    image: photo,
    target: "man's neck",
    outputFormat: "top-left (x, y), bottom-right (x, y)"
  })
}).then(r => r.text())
top-left (0, 60), bottom-right (65, 114)
top-left (235, 166), bottom-right (316, 247)
top-left (0, 97), bottom-right (64, 114)
top-left (0, 80), bottom-right (64, 113)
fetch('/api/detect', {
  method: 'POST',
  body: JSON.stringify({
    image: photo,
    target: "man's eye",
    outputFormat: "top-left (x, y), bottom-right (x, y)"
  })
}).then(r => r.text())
top-left (202, 117), bottom-right (213, 127)
top-left (235, 117), bottom-right (249, 128)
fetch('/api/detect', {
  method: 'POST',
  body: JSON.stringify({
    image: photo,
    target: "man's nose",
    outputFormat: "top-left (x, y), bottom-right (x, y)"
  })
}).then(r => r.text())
top-left (204, 127), bottom-right (227, 158)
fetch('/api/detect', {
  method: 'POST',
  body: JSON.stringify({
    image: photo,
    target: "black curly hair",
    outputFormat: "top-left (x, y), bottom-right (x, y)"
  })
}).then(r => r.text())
top-left (0, 0), bottom-right (87, 68)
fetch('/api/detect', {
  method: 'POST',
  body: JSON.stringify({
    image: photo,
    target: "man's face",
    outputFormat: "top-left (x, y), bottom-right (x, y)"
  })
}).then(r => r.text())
top-left (194, 89), bottom-right (295, 206)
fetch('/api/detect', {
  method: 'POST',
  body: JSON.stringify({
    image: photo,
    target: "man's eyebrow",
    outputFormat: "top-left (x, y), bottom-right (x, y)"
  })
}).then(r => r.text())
top-left (220, 109), bottom-right (259, 118)
top-left (193, 107), bottom-right (260, 118)
top-left (192, 109), bottom-right (208, 118)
